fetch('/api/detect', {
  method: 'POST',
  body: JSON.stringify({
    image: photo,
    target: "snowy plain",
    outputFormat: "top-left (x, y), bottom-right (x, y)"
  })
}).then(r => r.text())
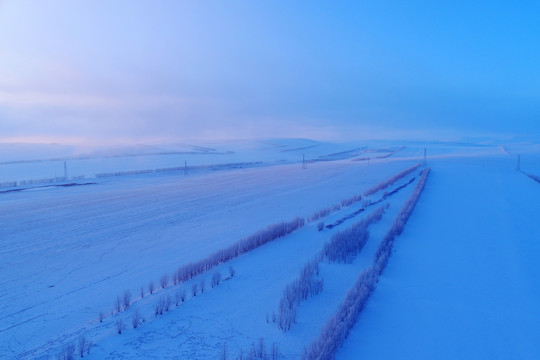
top-left (1, 139), bottom-right (539, 359)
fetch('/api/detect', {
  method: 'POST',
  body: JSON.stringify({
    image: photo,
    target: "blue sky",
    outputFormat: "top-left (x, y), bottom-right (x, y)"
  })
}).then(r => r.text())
top-left (1, 1), bottom-right (539, 143)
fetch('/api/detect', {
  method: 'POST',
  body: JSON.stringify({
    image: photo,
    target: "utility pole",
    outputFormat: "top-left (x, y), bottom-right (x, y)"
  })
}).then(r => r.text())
top-left (184, 160), bottom-right (187, 175)
top-left (302, 154), bottom-right (307, 169)
top-left (423, 148), bottom-right (427, 166)
top-left (64, 161), bottom-right (68, 179)
top-left (516, 154), bottom-right (521, 172)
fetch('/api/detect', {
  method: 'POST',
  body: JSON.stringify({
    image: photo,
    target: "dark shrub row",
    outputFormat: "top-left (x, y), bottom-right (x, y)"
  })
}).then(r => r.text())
top-left (527, 173), bottom-right (540, 184)
top-left (363, 163), bottom-right (420, 196)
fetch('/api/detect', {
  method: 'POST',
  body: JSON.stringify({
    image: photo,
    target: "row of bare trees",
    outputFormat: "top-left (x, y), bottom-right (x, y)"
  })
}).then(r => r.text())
top-left (323, 206), bottom-right (385, 263)
top-left (303, 168), bottom-right (431, 359)
top-left (105, 217), bottom-right (303, 322)
top-left (526, 173), bottom-right (540, 184)
top-left (363, 163), bottom-right (420, 197)
top-left (307, 193), bottom-right (365, 223)
top-left (174, 218), bottom-right (304, 285)
top-left (278, 205), bottom-right (386, 331)
top-left (56, 335), bottom-right (92, 359)
top-left (278, 258), bottom-right (324, 331)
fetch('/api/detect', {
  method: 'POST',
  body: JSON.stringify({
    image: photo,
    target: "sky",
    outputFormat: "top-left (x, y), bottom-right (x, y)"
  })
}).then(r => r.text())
top-left (0, 0), bottom-right (539, 144)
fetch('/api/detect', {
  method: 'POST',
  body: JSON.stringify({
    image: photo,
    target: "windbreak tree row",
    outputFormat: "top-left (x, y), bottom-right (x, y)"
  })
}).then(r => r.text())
top-left (307, 192), bottom-right (364, 223)
top-left (303, 167), bottom-right (430, 360)
top-left (526, 173), bottom-right (540, 184)
top-left (323, 206), bottom-right (385, 263)
top-left (175, 217), bottom-right (305, 283)
top-left (363, 163), bottom-right (420, 197)
top-left (278, 258), bottom-right (324, 331)
top-left (373, 168), bottom-right (430, 274)
top-left (278, 206), bottom-right (386, 332)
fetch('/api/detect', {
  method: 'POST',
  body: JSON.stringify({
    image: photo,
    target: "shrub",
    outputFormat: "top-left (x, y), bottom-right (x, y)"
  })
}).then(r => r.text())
top-left (220, 342), bottom-right (228, 360)
top-left (57, 342), bottom-right (75, 360)
top-left (180, 288), bottom-right (186, 302)
top-left (160, 274), bottom-right (169, 289)
top-left (211, 272), bottom-right (222, 287)
top-left (123, 290), bottom-right (131, 310)
top-left (116, 318), bottom-right (124, 334)
top-left (200, 278), bottom-right (205, 293)
top-left (78, 335), bottom-right (87, 358)
top-left (271, 343), bottom-right (279, 360)
top-left (132, 309), bottom-right (141, 328)
top-left (154, 297), bottom-right (166, 316)
top-left (114, 295), bottom-right (122, 313)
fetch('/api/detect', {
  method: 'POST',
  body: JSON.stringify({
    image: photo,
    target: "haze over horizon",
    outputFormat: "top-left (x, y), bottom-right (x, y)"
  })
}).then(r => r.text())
top-left (1, 1), bottom-right (539, 144)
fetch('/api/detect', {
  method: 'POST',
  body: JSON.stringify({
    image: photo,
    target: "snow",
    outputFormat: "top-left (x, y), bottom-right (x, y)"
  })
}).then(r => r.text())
top-left (1, 139), bottom-right (539, 359)
top-left (337, 155), bottom-right (540, 360)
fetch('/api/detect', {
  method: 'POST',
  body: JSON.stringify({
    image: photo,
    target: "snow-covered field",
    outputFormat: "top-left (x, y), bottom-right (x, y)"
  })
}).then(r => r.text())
top-left (337, 154), bottom-right (540, 360)
top-left (1, 139), bottom-right (539, 359)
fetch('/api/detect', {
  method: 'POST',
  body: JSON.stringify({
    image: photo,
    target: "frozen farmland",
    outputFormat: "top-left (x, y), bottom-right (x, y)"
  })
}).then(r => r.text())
top-left (1, 139), bottom-right (539, 359)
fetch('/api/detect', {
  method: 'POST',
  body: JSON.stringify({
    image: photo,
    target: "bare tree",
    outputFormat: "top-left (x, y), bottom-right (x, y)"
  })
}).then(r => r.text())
top-left (258, 338), bottom-right (266, 358)
top-left (123, 290), bottom-right (131, 310)
top-left (191, 283), bottom-right (198, 296)
top-left (180, 288), bottom-right (186, 302)
top-left (140, 286), bottom-right (145, 298)
top-left (228, 266), bottom-right (236, 278)
top-left (116, 318), bottom-right (124, 334)
top-left (211, 272), bottom-right (221, 287)
top-left (271, 343), bottom-right (279, 360)
top-left (160, 274), bottom-right (169, 289)
top-left (165, 295), bottom-right (171, 311)
top-left (317, 222), bottom-right (324, 231)
top-left (220, 342), bottom-right (228, 360)
top-left (114, 295), bottom-right (122, 313)
top-left (172, 272), bottom-right (179, 285)
top-left (200, 278), bottom-right (205, 293)
top-left (78, 335), bottom-right (86, 358)
top-left (57, 342), bottom-right (75, 360)
top-left (175, 290), bottom-right (181, 306)
top-left (132, 309), bottom-right (141, 328)
top-left (149, 280), bottom-right (155, 295)
top-left (154, 297), bottom-right (165, 316)
top-left (98, 311), bottom-right (104, 323)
